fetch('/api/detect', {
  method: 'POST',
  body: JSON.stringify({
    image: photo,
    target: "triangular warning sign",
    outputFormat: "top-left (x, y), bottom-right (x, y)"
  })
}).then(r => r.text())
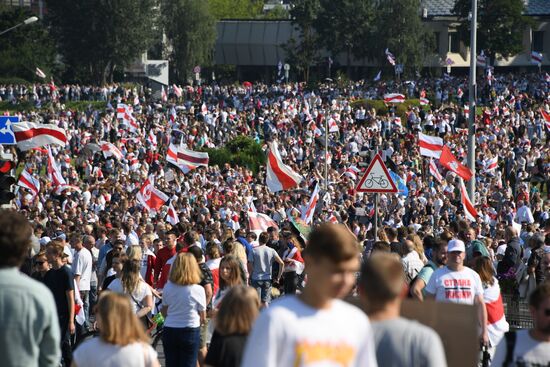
top-left (356, 153), bottom-right (398, 193)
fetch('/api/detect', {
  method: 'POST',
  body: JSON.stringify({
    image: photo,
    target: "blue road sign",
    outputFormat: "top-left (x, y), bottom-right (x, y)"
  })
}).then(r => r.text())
top-left (0, 116), bottom-right (19, 145)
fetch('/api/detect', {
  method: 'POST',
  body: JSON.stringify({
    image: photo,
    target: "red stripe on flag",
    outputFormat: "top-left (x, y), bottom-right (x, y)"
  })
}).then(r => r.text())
top-left (177, 152), bottom-right (208, 165)
top-left (419, 140), bottom-right (443, 151)
top-left (15, 128), bottom-right (67, 143)
top-left (268, 151), bottom-right (299, 190)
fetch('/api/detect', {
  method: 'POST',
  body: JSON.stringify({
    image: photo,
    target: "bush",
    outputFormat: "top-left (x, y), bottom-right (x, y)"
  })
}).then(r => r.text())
top-left (350, 98), bottom-right (430, 120)
top-left (204, 136), bottom-right (265, 173)
top-left (64, 101), bottom-right (107, 112)
top-left (0, 77), bottom-right (31, 85)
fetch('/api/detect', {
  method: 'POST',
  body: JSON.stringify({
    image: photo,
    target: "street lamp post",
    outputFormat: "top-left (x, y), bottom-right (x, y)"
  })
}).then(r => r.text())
top-left (467, 0), bottom-right (477, 200)
top-left (0, 16), bottom-right (38, 37)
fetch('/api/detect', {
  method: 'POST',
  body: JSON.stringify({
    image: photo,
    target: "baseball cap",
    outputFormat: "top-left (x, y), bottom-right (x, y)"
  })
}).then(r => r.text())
top-left (39, 236), bottom-right (52, 246)
top-left (54, 231), bottom-right (66, 241)
top-left (447, 239), bottom-right (465, 253)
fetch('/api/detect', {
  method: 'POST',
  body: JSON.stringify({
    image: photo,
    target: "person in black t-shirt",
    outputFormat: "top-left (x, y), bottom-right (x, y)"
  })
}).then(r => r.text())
top-left (205, 286), bottom-right (259, 367)
top-left (44, 241), bottom-right (75, 367)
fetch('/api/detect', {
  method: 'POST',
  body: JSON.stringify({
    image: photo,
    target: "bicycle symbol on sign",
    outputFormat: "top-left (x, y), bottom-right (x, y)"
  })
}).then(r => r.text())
top-left (364, 174), bottom-right (389, 189)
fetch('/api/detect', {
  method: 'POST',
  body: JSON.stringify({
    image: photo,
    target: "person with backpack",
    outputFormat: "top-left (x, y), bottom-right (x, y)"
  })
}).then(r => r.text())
top-left (410, 239), bottom-right (448, 300)
top-left (490, 282), bottom-right (550, 366)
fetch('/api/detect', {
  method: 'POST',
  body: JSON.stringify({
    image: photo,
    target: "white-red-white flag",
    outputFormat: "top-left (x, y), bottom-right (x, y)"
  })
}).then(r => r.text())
top-left (328, 118), bottom-right (339, 133)
top-left (328, 213), bottom-right (338, 224)
top-left (420, 97), bottom-right (429, 106)
top-left (166, 202), bottom-right (179, 225)
top-left (47, 147), bottom-right (67, 187)
top-left (17, 169), bottom-right (40, 197)
top-left (484, 156), bottom-right (498, 172)
top-left (266, 142), bottom-right (302, 192)
top-left (248, 211), bottom-right (278, 235)
top-left (166, 143), bottom-right (193, 174)
top-left (418, 132), bottom-right (443, 158)
top-left (429, 158), bottom-right (443, 183)
top-left (301, 183), bottom-right (320, 224)
top-left (459, 179), bottom-right (478, 222)
top-left (178, 147), bottom-right (209, 168)
top-left (385, 48), bottom-right (396, 66)
top-left (531, 51), bottom-right (543, 64)
top-left (383, 93), bottom-right (405, 103)
top-left (147, 130), bottom-right (157, 149)
top-left (539, 108), bottom-right (550, 130)
top-left (343, 166), bottom-right (361, 180)
top-left (161, 86), bottom-right (167, 102)
top-left (136, 176), bottom-right (169, 212)
top-left (13, 122), bottom-right (67, 151)
top-left (173, 84), bottom-right (182, 98)
top-left (117, 104), bottom-right (139, 132)
top-left (100, 141), bottom-right (124, 160)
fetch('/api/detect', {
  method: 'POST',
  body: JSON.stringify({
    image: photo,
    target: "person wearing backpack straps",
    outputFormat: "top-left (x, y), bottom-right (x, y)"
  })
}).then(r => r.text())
top-left (490, 282), bottom-right (550, 366)
top-left (410, 239), bottom-right (448, 300)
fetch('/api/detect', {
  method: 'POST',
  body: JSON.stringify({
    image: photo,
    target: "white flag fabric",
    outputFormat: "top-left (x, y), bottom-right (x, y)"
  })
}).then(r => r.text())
top-left (117, 104), bottom-right (139, 132)
top-left (47, 147), bottom-right (67, 187)
top-left (100, 141), bottom-right (124, 160)
top-left (459, 179), bottom-right (478, 222)
top-left (166, 202), bottom-right (179, 225)
top-left (136, 176), bottom-right (169, 212)
top-left (266, 142), bottom-right (302, 192)
top-left (429, 158), bottom-right (443, 183)
top-left (301, 183), bottom-right (320, 224)
top-left (418, 132), bottom-right (443, 158)
top-left (248, 211), bottom-right (278, 235)
top-left (13, 122), bottom-right (67, 151)
top-left (484, 156), bottom-right (498, 172)
top-left (18, 169), bottom-right (40, 197)
top-left (383, 93), bottom-right (405, 103)
top-left (35, 67), bottom-right (46, 79)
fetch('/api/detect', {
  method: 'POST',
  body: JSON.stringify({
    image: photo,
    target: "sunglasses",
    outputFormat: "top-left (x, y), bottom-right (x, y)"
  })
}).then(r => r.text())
top-left (35, 261), bottom-right (46, 265)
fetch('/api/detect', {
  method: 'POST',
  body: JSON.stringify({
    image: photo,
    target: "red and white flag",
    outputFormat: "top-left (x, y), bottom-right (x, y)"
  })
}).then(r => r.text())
top-left (301, 183), bottom-right (320, 224)
top-left (35, 67), bottom-right (46, 79)
top-left (539, 108), bottom-right (550, 130)
top-left (394, 116), bottom-right (402, 125)
top-left (531, 51), bottom-right (543, 64)
top-left (418, 132), bottom-right (443, 158)
top-left (13, 122), bottom-right (67, 151)
top-left (383, 93), bottom-right (405, 104)
top-left (100, 141), bottom-right (124, 160)
top-left (385, 48), bottom-right (396, 66)
top-left (17, 169), bottom-right (40, 197)
top-left (429, 158), bottom-right (443, 183)
top-left (343, 166), bottom-right (361, 180)
top-left (147, 130), bottom-right (157, 149)
top-left (166, 143), bottom-right (193, 174)
top-left (459, 179), bottom-right (478, 222)
top-left (328, 213), bottom-right (338, 224)
top-left (117, 104), bottom-right (139, 132)
top-left (420, 97), bottom-right (429, 106)
top-left (484, 156), bottom-right (498, 172)
top-left (173, 84), bottom-right (182, 98)
top-left (201, 103), bottom-right (208, 115)
top-left (161, 86), bottom-right (167, 102)
top-left (166, 202), bottom-right (179, 225)
top-left (136, 176), bottom-right (169, 212)
top-left (440, 145), bottom-right (473, 181)
top-left (464, 105), bottom-right (470, 119)
top-left (457, 88), bottom-right (464, 99)
top-left (248, 211), bottom-right (278, 235)
top-left (54, 184), bottom-right (82, 195)
top-left (266, 142), bottom-right (302, 192)
top-left (328, 118), bottom-right (339, 133)
top-left (178, 147), bottom-right (209, 167)
top-left (483, 281), bottom-right (509, 347)
top-left (47, 147), bottom-right (67, 187)
top-left (477, 51), bottom-right (487, 68)
top-left (126, 152), bottom-right (140, 170)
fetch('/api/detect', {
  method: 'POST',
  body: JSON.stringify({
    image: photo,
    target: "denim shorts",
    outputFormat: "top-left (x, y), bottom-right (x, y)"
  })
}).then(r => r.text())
top-left (251, 279), bottom-right (272, 303)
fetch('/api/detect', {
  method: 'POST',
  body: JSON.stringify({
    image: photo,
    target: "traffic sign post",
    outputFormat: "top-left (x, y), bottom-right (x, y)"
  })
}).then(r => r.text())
top-left (356, 153), bottom-right (398, 241)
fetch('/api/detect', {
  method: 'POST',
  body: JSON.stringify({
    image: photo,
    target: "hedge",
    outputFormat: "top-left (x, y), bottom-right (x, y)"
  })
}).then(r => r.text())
top-left (203, 135), bottom-right (265, 174)
top-left (0, 100), bottom-right (107, 113)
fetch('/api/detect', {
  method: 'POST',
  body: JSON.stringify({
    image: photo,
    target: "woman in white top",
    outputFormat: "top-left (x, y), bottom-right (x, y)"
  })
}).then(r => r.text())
top-left (72, 292), bottom-right (159, 367)
top-left (161, 253), bottom-right (206, 367)
top-left (107, 259), bottom-right (152, 319)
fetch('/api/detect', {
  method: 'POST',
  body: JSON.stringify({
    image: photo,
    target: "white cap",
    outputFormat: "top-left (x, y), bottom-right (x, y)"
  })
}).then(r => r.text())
top-left (447, 239), bottom-right (465, 253)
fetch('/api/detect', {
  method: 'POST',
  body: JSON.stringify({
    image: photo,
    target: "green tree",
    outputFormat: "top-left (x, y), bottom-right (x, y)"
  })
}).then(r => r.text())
top-left (285, 0), bottom-right (321, 82)
top-left (161, 0), bottom-right (216, 82)
top-left (314, 0), bottom-right (374, 74)
top-left (0, 6), bottom-right (56, 81)
top-left (208, 0), bottom-right (263, 19)
top-left (453, 0), bottom-right (532, 60)
top-left (371, 0), bottom-right (434, 77)
top-left (46, 0), bottom-right (157, 84)
top-left (262, 5), bottom-right (290, 20)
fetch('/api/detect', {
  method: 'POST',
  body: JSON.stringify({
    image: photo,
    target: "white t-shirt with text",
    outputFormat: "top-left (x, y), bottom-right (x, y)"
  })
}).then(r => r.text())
top-left (425, 266), bottom-right (483, 305)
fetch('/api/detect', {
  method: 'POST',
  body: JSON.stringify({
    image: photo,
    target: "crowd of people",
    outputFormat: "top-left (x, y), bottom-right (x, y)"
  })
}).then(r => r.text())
top-left (0, 71), bottom-right (550, 367)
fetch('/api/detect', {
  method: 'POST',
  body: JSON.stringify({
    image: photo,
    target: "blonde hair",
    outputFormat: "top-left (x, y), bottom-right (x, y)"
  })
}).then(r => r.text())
top-left (215, 286), bottom-right (260, 335)
top-left (121, 259), bottom-right (142, 294)
top-left (97, 292), bottom-right (148, 345)
top-left (126, 245), bottom-right (142, 261)
top-left (169, 253), bottom-right (202, 285)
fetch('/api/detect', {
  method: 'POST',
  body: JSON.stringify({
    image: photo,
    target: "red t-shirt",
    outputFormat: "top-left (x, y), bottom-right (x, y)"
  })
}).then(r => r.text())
top-left (154, 245), bottom-right (176, 283)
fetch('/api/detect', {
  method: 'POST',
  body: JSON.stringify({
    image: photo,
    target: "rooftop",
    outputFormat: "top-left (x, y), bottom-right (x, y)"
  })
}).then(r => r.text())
top-left (424, 0), bottom-right (550, 17)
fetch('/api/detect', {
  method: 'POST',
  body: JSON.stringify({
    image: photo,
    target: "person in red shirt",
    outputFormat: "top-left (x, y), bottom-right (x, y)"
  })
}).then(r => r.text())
top-left (154, 230), bottom-right (178, 287)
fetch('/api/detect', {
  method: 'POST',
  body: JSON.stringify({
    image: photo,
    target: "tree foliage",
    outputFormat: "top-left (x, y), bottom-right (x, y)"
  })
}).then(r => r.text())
top-left (208, 0), bottom-right (263, 19)
top-left (285, 0), bottom-right (321, 82)
top-left (161, 0), bottom-right (216, 82)
top-left (453, 0), bottom-right (532, 59)
top-left (314, 0), bottom-right (374, 70)
top-left (46, 0), bottom-right (157, 84)
top-left (0, 6), bottom-right (56, 81)
top-left (371, 0), bottom-right (434, 77)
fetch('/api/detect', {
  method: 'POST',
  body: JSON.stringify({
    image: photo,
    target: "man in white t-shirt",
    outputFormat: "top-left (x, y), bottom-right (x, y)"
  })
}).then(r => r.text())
top-left (425, 239), bottom-right (489, 346)
top-left (490, 282), bottom-right (550, 366)
top-left (71, 234), bottom-right (92, 326)
top-left (241, 224), bottom-right (378, 367)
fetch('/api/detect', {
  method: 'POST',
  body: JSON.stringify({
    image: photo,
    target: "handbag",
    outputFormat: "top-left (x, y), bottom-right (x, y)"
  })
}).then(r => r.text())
top-left (130, 293), bottom-right (152, 330)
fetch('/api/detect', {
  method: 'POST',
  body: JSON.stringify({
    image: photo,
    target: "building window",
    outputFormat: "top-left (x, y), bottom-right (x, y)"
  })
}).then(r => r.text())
top-left (533, 31), bottom-right (544, 53)
top-left (433, 32), bottom-right (440, 53)
top-left (449, 32), bottom-right (460, 53)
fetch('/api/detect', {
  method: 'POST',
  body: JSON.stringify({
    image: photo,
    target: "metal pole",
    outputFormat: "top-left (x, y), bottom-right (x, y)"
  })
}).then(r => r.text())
top-left (467, 0), bottom-right (477, 201)
top-left (374, 194), bottom-right (379, 241)
top-left (324, 116), bottom-right (328, 190)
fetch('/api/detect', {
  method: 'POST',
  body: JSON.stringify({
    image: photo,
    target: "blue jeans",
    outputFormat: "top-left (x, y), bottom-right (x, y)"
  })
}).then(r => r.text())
top-left (163, 326), bottom-right (200, 367)
top-left (251, 279), bottom-right (272, 304)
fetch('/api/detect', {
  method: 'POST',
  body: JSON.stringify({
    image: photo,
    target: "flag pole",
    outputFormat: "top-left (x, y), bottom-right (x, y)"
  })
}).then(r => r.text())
top-left (374, 193), bottom-right (379, 241)
top-left (324, 116), bottom-right (329, 191)
top-left (466, 0), bottom-right (477, 201)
